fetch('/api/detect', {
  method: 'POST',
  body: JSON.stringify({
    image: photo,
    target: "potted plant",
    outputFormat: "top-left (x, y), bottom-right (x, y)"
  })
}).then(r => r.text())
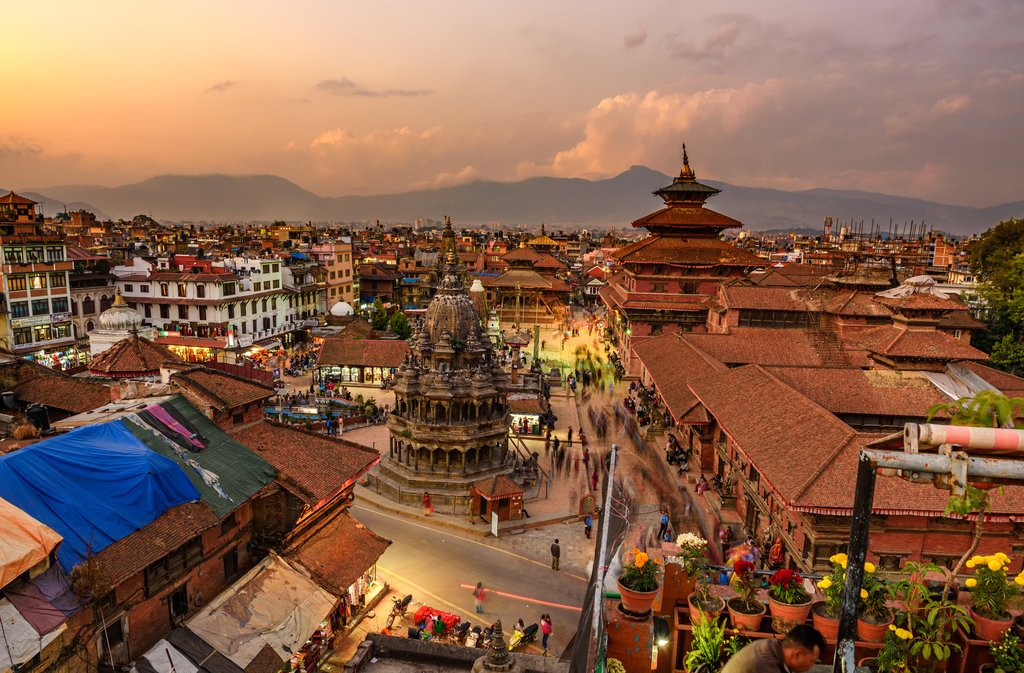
top-left (727, 559), bottom-right (765, 631)
top-left (767, 568), bottom-right (811, 633)
top-left (813, 553), bottom-right (846, 640)
top-left (684, 610), bottom-right (727, 673)
top-left (890, 561), bottom-right (973, 673)
top-left (986, 629), bottom-right (1024, 673)
top-left (617, 547), bottom-right (663, 615)
top-left (964, 553), bottom-right (1021, 642)
top-left (857, 562), bottom-right (894, 643)
top-left (605, 658), bottom-right (626, 673)
top-left (669, 532), bottom-right (709, 596)
top-left (872, 624), bottom-right (914, 673)
top-left (688, 566), bottom-right (726, 624)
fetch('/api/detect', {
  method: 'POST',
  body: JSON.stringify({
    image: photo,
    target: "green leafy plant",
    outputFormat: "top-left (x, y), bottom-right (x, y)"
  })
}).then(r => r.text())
top-left (620, 548), bottom-right (661, 593)
top-left (723, 629), bottom-right (747, 660)
top-left (672, 532), bottom-right (709, 577)
top-left (964, 553), bottom-right (1022, 620)
top-left (859, 562), bottom-right (893, 624)
top-left (989, 629), bottom-right (1024, 673)
top-left (767, 568), bottom-right (809, 605)
top-left (605, 658), bottom-right (626, 673)
top-left (815, 553), bottom-right (847, 618)
top-left (731, 560), bottom-right (761, 612)
top-left (875, 625), bottom-right (913, 673)
top-left (890, 562), bottom-right (972, 667)
top-left (684, 611), bottom-right (727, 673)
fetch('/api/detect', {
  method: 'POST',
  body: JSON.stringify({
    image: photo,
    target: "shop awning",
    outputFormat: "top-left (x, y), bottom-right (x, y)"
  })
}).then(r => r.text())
top-left (0, 496), bottom-right (62, 590)
top-left (186, 553), bottom-right (337, 671)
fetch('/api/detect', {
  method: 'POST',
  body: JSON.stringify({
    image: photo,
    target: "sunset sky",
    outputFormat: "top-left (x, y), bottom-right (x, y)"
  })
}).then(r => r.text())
top-left (2, 1), bottom-right (1023, 205)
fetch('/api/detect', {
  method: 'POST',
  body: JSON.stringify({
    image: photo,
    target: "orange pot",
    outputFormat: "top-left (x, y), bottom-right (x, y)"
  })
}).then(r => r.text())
top-left (811, 602), bottom-right (840, 641)
top-left (617, 576), bottom-right (660, 616)
top-left (688, 592), bottom-right (725, 625)
top-left (971, 608), bottom-right (1013, 642)
top-left (727, 597), bottom-right (766, 632)
top-left (768, 597), bottom-right (812, 633)
top-left (857, 614), bottom-right (893, 643)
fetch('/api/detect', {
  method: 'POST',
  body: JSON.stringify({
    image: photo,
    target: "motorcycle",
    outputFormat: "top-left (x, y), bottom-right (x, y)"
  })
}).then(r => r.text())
top-left (385, 594), bottom-right (413, 629)
top-left (466, 625), bottom-right (482, 648)
top-left (508, 623), bottom-right (538, 651)
top-left (449, 620), bottom-right (471, 645)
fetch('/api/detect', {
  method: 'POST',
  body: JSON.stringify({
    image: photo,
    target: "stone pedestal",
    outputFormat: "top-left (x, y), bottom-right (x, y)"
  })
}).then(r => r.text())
top-left (606, 602), bottom-right (652, 673)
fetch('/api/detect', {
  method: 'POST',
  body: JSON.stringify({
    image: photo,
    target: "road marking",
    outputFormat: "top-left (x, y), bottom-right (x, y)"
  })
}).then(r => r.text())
top-left (353, 504), bottom-right (588, 582)
top-left (376, 565), bottom-right (477, 622)
top-left (458, 584), bottom-right (582, 613)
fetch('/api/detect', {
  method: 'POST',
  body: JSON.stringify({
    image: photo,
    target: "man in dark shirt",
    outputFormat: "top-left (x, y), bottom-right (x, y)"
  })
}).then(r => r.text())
top-left (721, 625), bottom-right (825, 673)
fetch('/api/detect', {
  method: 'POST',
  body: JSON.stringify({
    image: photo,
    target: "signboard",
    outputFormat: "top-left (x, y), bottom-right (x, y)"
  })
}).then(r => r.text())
top-left (491, 511), bottom-right (499, 538)
top-left (236, 335), bottom-right (254, 348)
top-left (10, 315), bottom-right (51, 329)
top-left (50, 312), bottom-right (72, 323)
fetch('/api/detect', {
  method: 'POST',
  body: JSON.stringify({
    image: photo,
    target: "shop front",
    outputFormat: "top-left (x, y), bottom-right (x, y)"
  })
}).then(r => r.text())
top-left (166, 344), bottom-right (218, 363)
top-left (315, 364), bottom-right (395, 386)
top-left (12, 314), bottom-right (83, 371)
top-left (509, 395), bottom-right (546, 436)
top-left (314, 338), bottom-right (410, 388)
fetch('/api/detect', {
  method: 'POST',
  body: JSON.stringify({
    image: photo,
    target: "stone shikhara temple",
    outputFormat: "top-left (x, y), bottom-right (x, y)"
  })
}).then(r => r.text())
top-left (373, 252), bottom-right (514, 510)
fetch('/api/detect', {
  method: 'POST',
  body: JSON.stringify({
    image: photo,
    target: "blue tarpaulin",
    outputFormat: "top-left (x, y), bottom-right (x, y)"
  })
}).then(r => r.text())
top-left (0, 421), bottom-right (200, 571)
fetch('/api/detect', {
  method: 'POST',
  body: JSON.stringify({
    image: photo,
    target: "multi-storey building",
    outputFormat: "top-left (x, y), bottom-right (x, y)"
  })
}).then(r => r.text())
top-left (311, 238), bottom-right (357, 308)
top-left (0, 192), bottom-right (80, 369)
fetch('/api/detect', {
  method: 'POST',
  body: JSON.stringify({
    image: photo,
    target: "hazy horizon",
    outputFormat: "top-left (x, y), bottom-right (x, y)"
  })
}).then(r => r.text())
top-left (3, 1), bottom-right (1023, 206)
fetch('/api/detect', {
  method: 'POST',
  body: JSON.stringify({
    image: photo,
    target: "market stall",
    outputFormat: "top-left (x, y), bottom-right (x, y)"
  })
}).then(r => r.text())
top-left (471, 475), bottom-right (524, 522)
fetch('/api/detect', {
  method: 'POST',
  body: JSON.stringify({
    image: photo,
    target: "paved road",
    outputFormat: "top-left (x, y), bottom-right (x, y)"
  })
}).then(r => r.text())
top-left (351, 504), bottom-right (589, 657)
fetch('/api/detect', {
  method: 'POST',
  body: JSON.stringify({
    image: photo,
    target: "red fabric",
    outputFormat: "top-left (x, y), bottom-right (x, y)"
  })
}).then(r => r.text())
top-left (413, 606), bottom-right (459, 630)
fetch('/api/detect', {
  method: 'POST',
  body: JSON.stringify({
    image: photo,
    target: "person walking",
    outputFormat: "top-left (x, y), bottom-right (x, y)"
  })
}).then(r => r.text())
top-left (567, 426), bottom-right (573, 445)
top-left (550, 539), bottom-right (561, 570)
top-left (584, 513), bottom-right (593, 539)
top-left (658, 510), bottom-right (670, 540)
top-left (422, 492), bottom-right (433, 516)
top-left (540, 614), bottom-right (552, 654)
top-left (473, 582), bottom-right (486, 614)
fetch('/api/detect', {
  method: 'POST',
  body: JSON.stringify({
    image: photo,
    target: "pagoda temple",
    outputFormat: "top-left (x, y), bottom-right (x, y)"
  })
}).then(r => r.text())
top-left (600, 145), bottom-right (763, 371)
top-left (374, 252), bottom-right (513, 510)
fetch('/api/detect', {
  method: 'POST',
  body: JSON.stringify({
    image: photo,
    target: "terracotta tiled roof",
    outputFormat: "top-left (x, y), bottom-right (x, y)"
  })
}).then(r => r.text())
top-left (473, 475), bottom-right (523, 499)
top-left (763, 367), bottom-right (949, 417)
top-left (283, 509), bottom-right (391, 595)
top-left (682, 329), bottom-right (830, 367)
top-left (874, 293), bottom-right (967, 312)
top-left (230, 421), bottom-right (379, 506)
top-left (720, 285), bottom-right (814, 312)
top-left (509, 397), bottom-right (545, 415)
top-left (316, 338), bottom-right (410, 368)
top-left (170, 366), bottom-right (276, 409)
top-left (599, 283), bottom-right (708, 313)
top-left (88, 335), bottom-right (183, 377)
top-left (483, 268), bottom-right (570, 291)
top-left (937, 310), bottom-right (986, 330)
top-left (851, 326), bottom-right (988, 361)
top-left (612, 235), bottom-right (765, 267)
top-left (826, 290), bottom-right (893, 318)
top-left (747, 265), bottom-right (835, 287)
top-left (632, 333), bottom-right (727, 421)
top-left (0, 191), bottom-right (37, 205)
top-left (631, 206), bottom-right (742, 231)
top-left (93, 502), bottom-right (218, 591)
top-left (13, 375), bottom-right (110, 414)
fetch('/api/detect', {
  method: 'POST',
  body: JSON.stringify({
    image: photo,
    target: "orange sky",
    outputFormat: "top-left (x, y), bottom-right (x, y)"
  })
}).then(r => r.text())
top-left (2, 1), bottom-right (1023, 205)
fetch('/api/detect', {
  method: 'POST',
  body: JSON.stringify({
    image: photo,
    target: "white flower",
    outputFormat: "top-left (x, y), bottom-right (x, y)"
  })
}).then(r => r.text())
top-left (676, 533), bottom-right (707, 549)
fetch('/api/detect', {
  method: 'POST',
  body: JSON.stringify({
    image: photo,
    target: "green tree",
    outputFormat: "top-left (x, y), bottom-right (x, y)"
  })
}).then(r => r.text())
top-left (970, 218), bottom-right (1024, 293)
top-left (388, 311), bottom-right (412, 339)
top-left (969, 219), bottom-right (1024, 373)
top-left (370, 298), bottom-right (389, 330)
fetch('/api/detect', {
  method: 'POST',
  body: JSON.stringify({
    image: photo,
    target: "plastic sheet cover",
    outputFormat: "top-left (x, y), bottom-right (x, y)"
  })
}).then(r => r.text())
top-left (0, 597), bottom-right (65, 670)
top-left (186, 554), bottom-right (336, 670)
top-left (0, 420), bottom-right (200, 571)
top-left (3, 563), bottom-right (82, 635)
top-left (0, 496), bottom-right (62, 590)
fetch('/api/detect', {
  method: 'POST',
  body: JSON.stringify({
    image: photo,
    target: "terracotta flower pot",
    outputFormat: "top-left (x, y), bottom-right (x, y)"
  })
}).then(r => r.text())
top-left (688, 592), bottom-right (725, 625)
top-left (971, 608), bottom-right (1013, 642)
top-left (811, 602), bottom-right (840, 641)
top-left (727, 597), bottom-right (766, 631)
top-left (857, 613), bottom-right (893, 643)
top-left (617, 576), bottom-right (660, 615)
top-left (768, 597), bottom-right (812, 633)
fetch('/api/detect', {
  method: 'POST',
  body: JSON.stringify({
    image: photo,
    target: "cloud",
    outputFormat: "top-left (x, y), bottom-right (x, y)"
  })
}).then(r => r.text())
top-left (204, 80), bottom-right (237, 94)
top-left (315, 77), bottom-right (431, 98)
top-left (0, 136), bottom-right (43, 158)
top-left (883, 94), bottom-right (971, 136)
top-left (412, 165), bottom-right (480, 190)
top-left (623, 26), bottom-right (647, 49)
top-left (668, 16), bottom-right (742, 62)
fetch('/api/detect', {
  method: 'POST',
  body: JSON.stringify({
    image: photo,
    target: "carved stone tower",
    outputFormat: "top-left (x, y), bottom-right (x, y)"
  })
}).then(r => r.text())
top-left (375, 251), bottom-right (513, 509)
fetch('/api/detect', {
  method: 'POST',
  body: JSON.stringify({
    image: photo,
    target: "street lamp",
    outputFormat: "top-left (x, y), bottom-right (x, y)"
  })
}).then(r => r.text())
top-left (653, 616), bottom-right (670, 647)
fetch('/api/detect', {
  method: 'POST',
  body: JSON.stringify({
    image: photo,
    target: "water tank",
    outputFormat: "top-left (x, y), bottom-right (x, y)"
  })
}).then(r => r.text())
top-left (25, 405), bottom-right (50, 431)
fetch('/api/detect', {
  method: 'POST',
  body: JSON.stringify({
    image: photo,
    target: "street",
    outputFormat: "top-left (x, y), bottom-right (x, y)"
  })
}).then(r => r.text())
top-left (350, 504), bottom-right (589, 657)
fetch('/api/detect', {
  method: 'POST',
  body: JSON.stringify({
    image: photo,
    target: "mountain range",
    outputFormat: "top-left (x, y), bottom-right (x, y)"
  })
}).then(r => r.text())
top-left (10, 166), bottom-right (1024, 236)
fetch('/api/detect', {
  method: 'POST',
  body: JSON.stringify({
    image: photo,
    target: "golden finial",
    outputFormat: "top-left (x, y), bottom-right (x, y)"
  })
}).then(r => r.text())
top-left (680, 142), bottom-right (695, 180)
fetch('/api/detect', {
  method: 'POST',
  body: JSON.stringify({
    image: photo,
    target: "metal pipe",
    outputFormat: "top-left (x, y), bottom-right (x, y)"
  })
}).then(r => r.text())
top-left (867, 449), bottom-right (1024, 481)
top-left (907, 423), bottom-right (1024, 453)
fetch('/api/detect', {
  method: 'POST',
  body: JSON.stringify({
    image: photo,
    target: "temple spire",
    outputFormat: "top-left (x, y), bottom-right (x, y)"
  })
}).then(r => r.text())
top-left (680, 142), bottom-right (695, 180)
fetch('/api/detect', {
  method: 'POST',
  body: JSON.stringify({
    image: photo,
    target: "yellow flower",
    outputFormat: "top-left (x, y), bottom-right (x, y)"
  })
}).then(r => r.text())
top-left (889, 624), bottom-right (897, 631)
top-left (996, 552), bottom-right (1010, 562)
top-left (895, 628), bottom-right (913, 640)
top-left (860, 589), bottom-right (868, 599)
top-left (969, 555), bottom-right (985, 566)
top-left (966, 559), bottom-right (976, 569)
top-left (653, 558), bottom-right (662, 565)
top-left (864, 562), bottom-right (876, 574)
top-left (966, 578), bottom-right (978, 588)
top-left (988, 559), bottom-right (1004, 571)
top-left (635, 552), bottom-right (649, 568)
top-left (1015, 572), bottom-right (1024, 587)
top-left (830, 553), bottom-right (848, 565)
top-left (817, 578), bottom-right (832, 589)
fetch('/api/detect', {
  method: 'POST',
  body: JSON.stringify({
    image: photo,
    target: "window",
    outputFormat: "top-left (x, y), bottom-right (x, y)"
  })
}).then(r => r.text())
top-left (178, 283), bottom-right (187, 297)
top-left (198, 304), bottom-right (208, 321)
top-left (271, 298), bottom-right (277, 311)
top-left (144, 538), bottom-right (202, 596)
top-left (251, 300), bottom-right (258, 314)
top-left (160, 283), bottom-right (169, 297)
top-left (140, 284), bottom-right (150, 293)
top-left (330, 271), bottom-right (337, 280)
top-left (232, 411), bottom-right (244, 425)
top-left (261, 299), bottom-right (268, 312)
top-left (738, 309), bottom-right (816, 329)
top-left (7, 275), bottom-right (26, 291)
top-left (222, 282), bottom-right (236, 296)
top-left (196, 285), bottom-right (206, 298)
top-left (124, 284), bottom-right (134, 293)
top-left (223, 547), bottom-right (239, 580)
top-left (144, 304), bottom-right (152, 318)
top-left (100, 295), bottom-right (113, 311)
top-left (272, 263), bottom-right (279, 272)
top-left (82, 296), bottom-right (95, 314)
top-left (28, 274), bottom-right (47, 290)
top-left (652, 282), bottom-right (666, 293)
top-left (51, 297), bottom-right (69, 313)
top-left (227, 304), bottom-right (235, 319)
top-left (178, 305), bottom-right (188, 319)
top-left (220, 512), bottom-right (237, 535)
top-left (45, 247), bottom-right (63, 262)
top-left (32, 299), bottom-right (49, 315)
top-left (169, 585), bottom-right (189, 621)
top-left (53, 323), bottom-right (70, 339)
top-left (5, 247), bottom-right (23, 263)
top-left (10, 302), bottom-right (28, 318)
top-left (101, 616), bottom-right (125, 649)
top-left (240, 302), bottom-right (247, 317)
top-left (25, 247), bottom-right (42, 262)
top-left (337, 254), bottom-right (344, 263)
top-left (13, 328), bottom-right (31, 345)
top-left (49, 273), bottom-right (67, 288)
top-left (952, 329), bottom-right (963, 339)
top-left (273, 279), bottom-right (280, 289)
top-left (160, 304), bottom-right (170, 319)
top-left (33, 325), bottom-right (52, 342)
top-left (878, 554), bottom-right (903, 571)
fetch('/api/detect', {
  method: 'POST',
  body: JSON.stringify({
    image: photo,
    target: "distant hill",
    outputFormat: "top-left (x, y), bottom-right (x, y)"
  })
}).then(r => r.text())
top-left (22, 167), bottom-right (1024, 235)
